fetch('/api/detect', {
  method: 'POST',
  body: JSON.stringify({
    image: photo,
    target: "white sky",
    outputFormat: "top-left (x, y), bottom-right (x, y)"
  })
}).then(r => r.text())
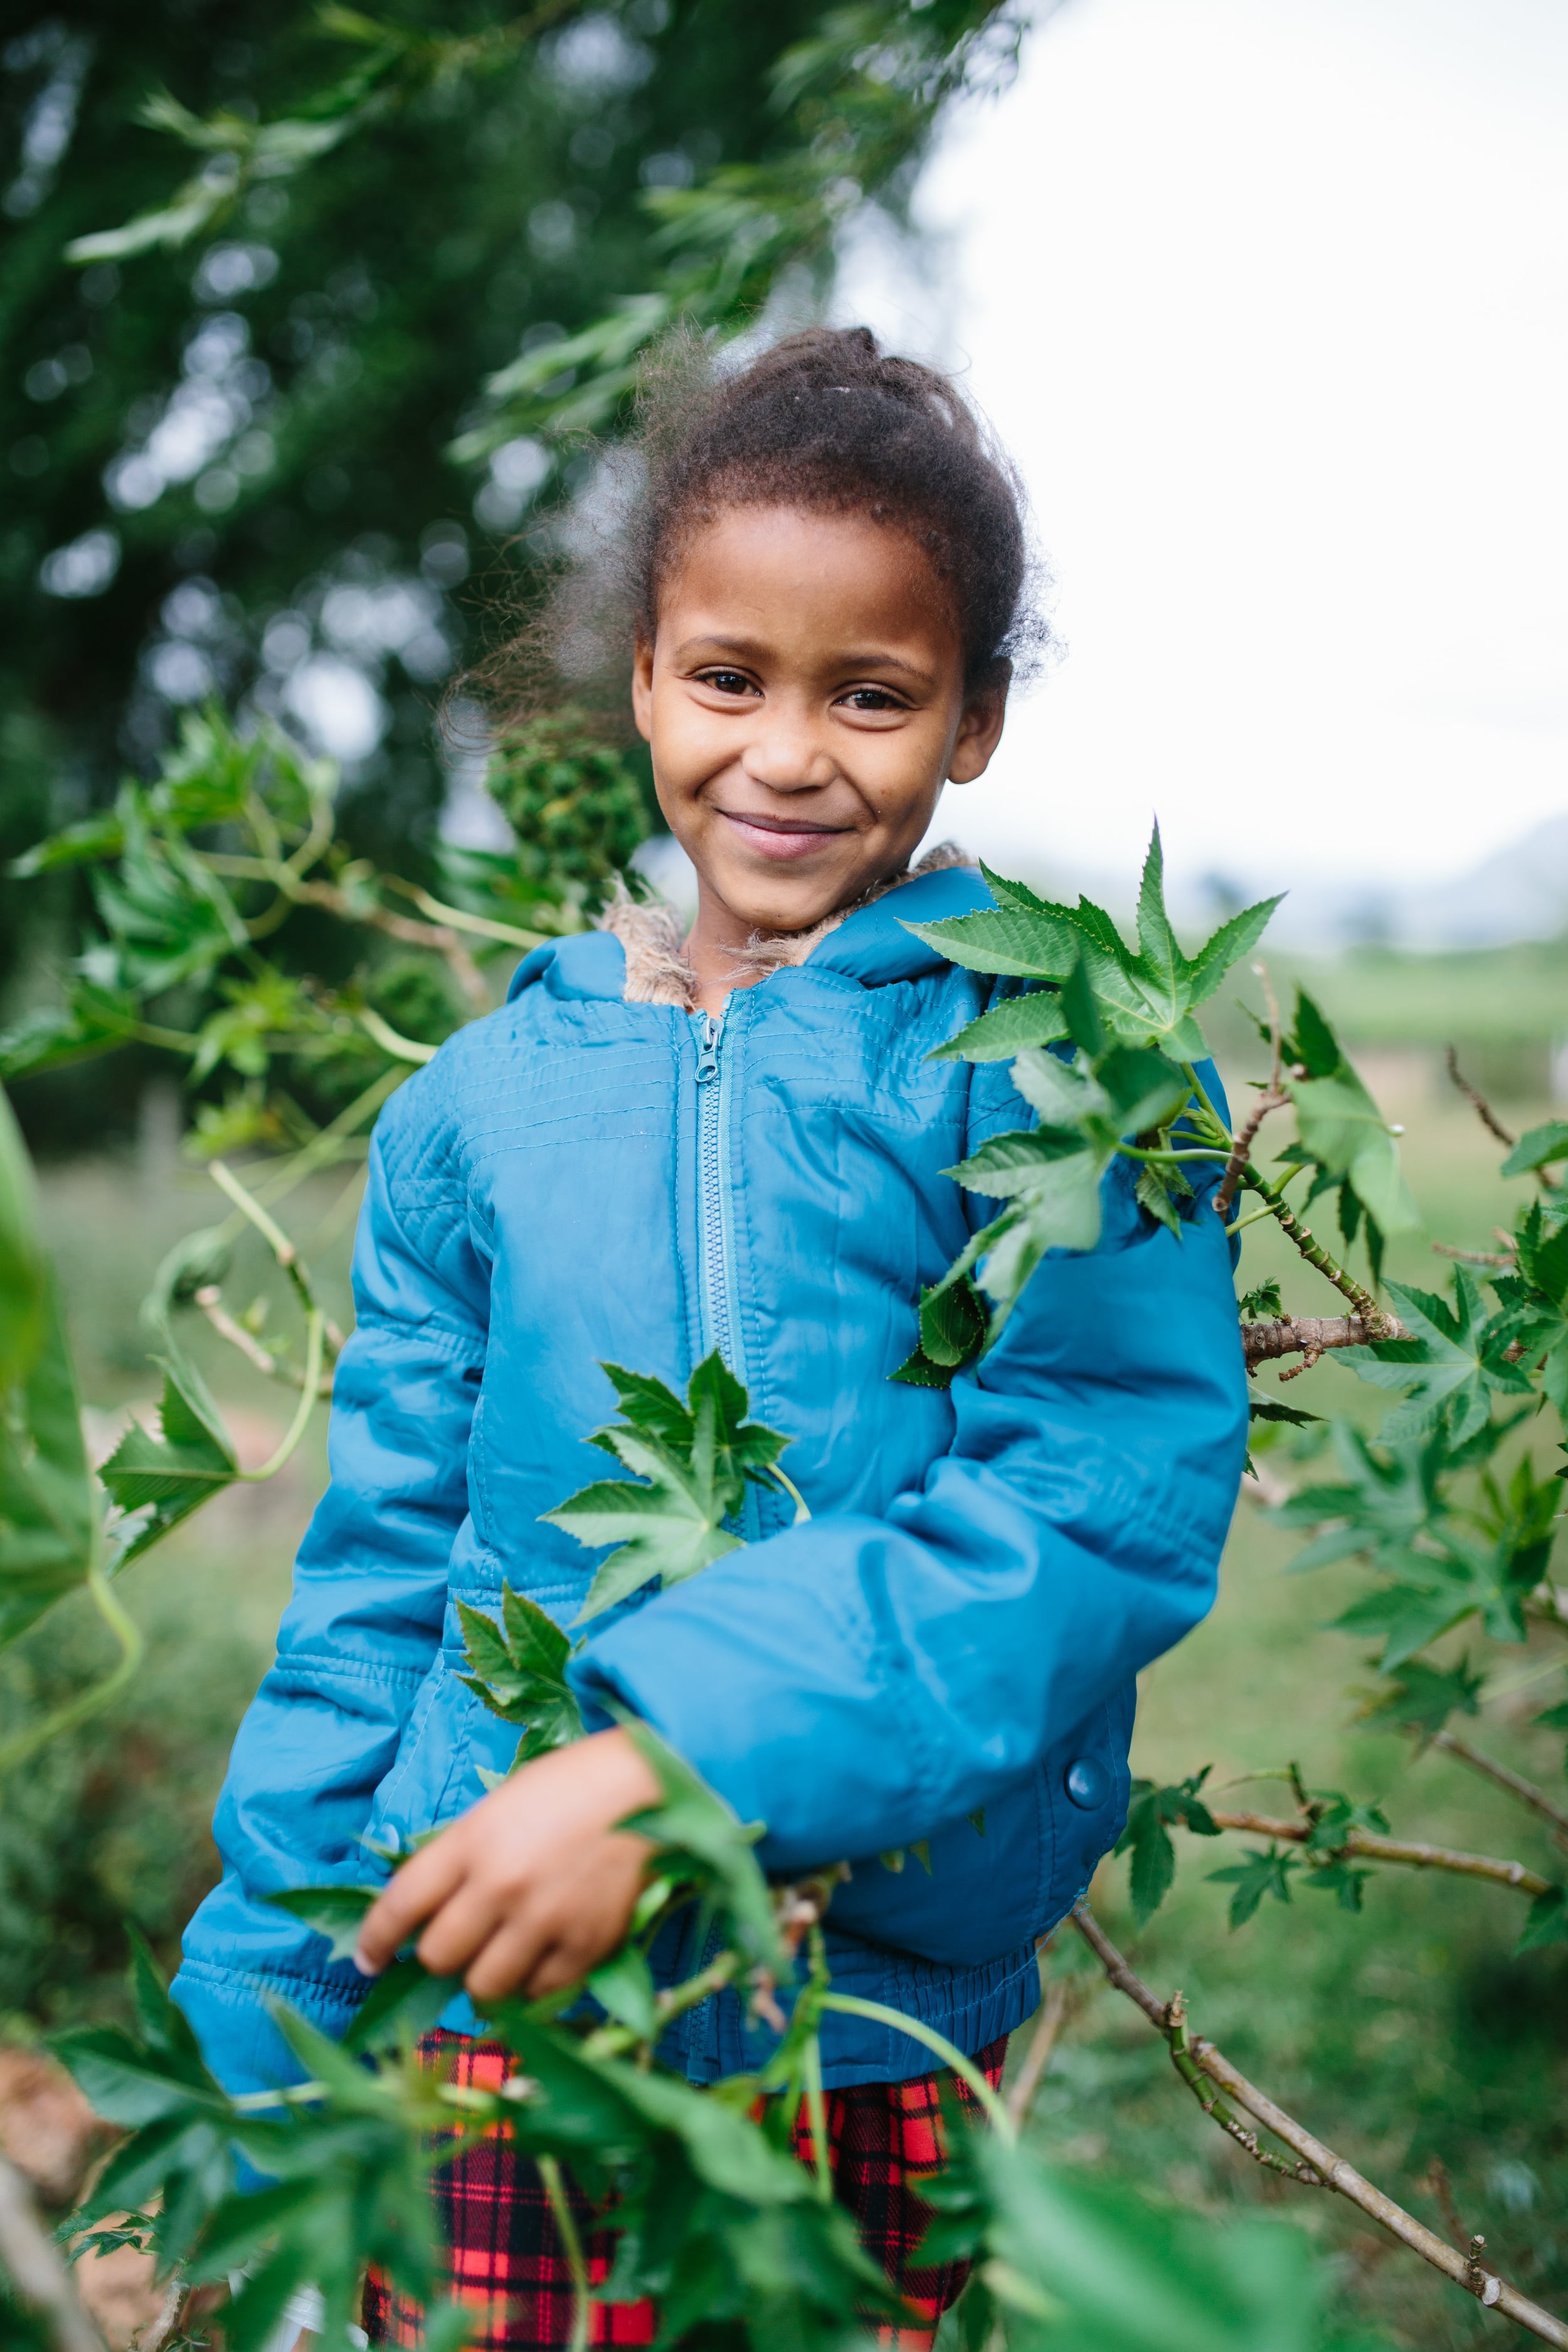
top-left (842, 0), bottom-right (1568, 909)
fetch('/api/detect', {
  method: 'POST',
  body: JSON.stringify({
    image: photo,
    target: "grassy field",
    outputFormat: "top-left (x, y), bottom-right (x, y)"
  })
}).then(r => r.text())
top-left (4, 1020), bottom-right (1566, 2346)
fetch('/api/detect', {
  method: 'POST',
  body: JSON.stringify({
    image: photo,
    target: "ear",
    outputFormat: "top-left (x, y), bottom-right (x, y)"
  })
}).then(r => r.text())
top-left (631, 637), bottom-right (655, 742)
top-left (946, 665), bottom-right (1010, 785)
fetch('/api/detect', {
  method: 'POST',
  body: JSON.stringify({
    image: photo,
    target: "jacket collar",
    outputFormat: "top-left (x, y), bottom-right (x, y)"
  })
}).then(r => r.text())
top-left (508, 862), bottom-right (995, 1004)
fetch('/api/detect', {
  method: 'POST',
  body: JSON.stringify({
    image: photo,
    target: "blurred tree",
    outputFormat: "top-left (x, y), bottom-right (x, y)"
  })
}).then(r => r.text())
top-left (1, 1), bottom-right (1017, 1069)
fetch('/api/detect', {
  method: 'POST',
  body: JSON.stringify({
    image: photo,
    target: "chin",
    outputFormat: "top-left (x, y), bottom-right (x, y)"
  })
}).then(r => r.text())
top-left (726, 873), bottom-right (848, 936)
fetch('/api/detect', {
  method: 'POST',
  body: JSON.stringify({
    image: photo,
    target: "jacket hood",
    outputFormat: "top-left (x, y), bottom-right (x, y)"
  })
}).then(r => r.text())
top-left (507, 859), bottom-right (995, 1007)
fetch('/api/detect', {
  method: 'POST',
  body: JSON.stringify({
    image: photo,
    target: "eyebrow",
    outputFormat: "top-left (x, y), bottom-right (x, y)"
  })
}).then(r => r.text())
top-left (674, 633), bottom-right (935, 683)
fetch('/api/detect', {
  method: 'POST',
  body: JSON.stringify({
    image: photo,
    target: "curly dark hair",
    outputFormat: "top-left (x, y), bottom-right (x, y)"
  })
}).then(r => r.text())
top-left (623, 324), bottom-right (1042, 694)
top-left (467, 324), bottom-right (1048, 738)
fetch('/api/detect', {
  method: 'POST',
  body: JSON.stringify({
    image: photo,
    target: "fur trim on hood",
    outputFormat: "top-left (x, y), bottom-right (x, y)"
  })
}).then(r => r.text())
top-left (596, 842), bottom-right (977, 1010)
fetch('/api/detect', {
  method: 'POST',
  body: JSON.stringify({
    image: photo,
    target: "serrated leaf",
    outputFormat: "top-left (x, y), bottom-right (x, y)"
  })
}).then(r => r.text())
top-left (918, 1275), bottom-right (988, 1369)
top-left (457, 1586), bottom-right (583, 1762)
top-left (1249, 1396), bottom-right (1322, 1427)
top-left (99, 1351), bottom-right (237, 1565)
top-left (554, 1353), bottom-right (793, 1622)
top-left (1207, 1846), bottom-right (1296, 1928)
top-left (929, 990), bottom-right (1070, 1063)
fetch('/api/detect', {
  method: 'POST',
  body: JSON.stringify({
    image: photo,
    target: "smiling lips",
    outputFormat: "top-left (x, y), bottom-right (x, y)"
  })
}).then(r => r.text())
top-left (716, 808), bottom-right (850, 860)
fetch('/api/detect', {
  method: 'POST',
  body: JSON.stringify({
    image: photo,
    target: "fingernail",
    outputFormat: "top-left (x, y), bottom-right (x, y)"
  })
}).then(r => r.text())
top-left (352, 1946), bottom-right (379, 1976)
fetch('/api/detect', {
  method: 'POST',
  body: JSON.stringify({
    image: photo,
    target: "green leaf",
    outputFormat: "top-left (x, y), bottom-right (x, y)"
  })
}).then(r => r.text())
top-left (1502, 1120), bottom-right (1568, 1179)
top-left (1249, 1397), bottom-right (1322, 1428)
top-left (1340, 1272), bottom-right (1532, 1449)
top-left (1284, 993), bottom-right (1419, 1241)
top-left (341, 1955), bottom-right (462, 2055)
top-left (99, 1352), bottom-right (238, 1565)
top-left (587, 1944), bottom-right (659, 2041)
top-left (1207, 1846), bottom-right (1297, 1928)
top-left (615, 1718), bottom-right (783, 1975)
top-left (918, 1275), bottom-right (989, 1369)
top-left (0, 1244), bottom-right (98, 1651)
top-left (1239, 1278), bottom-right (1283, 1322)
top-left (1303, 1859), bottom-right (1370, 1912)
top-left (551, 1354), bottom-right (793, 1623)
top-left (1114, 1772), bottom-right (1219, 1923)
top-left (457, 1586), bottom-right (583, 1764)
top-left (914, 830), bottom-right (1278, 1062)
top-left (1365, 1655), bottom-right (1484, 1739)
top-left (1517, 1885), bottom-right (1568, 1952)
top-left (0, 1084), bottom-right (45, 1384)
top-left (929, 989), bottom-right (1070, 1063)
top-left (265, 1882), bottom-right (380, 1964)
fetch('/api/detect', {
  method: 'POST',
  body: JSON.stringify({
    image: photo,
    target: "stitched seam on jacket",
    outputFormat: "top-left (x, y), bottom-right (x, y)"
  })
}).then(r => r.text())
top-left (268, 1652), bottom-right (429, 1689)
top-left (176, 1958), bottom-right (363, 2005)
top-left (351, 1310), bottom-right (486, 1364)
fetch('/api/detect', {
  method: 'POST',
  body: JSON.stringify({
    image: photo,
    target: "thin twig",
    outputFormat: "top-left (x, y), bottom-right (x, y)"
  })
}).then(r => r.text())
top-left (1202, 1809), bottom-right (1552, 1898)
top-left (1214, 1091), bottom-right (1287, 1220)
top-left (1242, 1312), bottom-right (1407, 1369)
top-left (1070, 1904), bottom-right (1568, 2346)
top-left (134, 2276), bottom-right (188, 2352)
top-left (0, 2153), bottom-right (107, 2352)
top-left (192, 1286), bottom-right (334, 1396)
top-left (1424, 1729), bottom-right (1568, 1852)
top-left (1007, 1962), bottom-right (1096, 2128)
top-left (1445, 1047), bottom-right (1517, 1150)
top-left (1432, 1241), bottom-right (1516, 1267)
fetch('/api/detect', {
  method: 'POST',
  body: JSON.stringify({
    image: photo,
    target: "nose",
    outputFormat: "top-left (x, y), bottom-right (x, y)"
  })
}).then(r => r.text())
top-left (739, 702), bottom-right (837, 794)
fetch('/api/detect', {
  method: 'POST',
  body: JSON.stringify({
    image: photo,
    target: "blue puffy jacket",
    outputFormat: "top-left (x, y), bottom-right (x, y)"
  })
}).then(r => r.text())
top-left (174, 864), bottom-right (1248, 2095)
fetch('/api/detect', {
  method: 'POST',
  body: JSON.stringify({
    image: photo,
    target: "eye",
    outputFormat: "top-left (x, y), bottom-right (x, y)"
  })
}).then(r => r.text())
top-left (839, 686), bottom-right (906, 712)
top-left (696, 667), bottom-right (758, 697)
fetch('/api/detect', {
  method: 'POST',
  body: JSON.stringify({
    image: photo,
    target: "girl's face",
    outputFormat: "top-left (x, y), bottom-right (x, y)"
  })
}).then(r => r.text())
top-left (632, 504), bottom-right (1007, 942)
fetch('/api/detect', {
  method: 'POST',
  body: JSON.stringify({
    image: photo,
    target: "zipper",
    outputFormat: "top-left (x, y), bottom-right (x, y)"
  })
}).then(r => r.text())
top-left (692, 1008), bottom-right (743, 1376)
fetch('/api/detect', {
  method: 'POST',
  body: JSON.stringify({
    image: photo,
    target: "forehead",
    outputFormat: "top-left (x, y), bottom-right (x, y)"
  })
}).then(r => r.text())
top-left (656, 503), bottom-right (959, 662)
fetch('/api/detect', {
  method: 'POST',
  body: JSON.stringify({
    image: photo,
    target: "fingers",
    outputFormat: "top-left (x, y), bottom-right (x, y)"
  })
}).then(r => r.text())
top-left (353, 1829), bottom-right (469, 1975)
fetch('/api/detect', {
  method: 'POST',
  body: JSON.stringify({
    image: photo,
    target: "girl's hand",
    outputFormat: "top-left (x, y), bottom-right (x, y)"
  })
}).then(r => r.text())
top-left (352, 1728), bottom-right (663, 2005)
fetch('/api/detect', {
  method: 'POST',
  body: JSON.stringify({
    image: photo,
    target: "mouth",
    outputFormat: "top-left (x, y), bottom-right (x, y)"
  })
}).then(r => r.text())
top-left (715, 808), bottom-right (852, 862)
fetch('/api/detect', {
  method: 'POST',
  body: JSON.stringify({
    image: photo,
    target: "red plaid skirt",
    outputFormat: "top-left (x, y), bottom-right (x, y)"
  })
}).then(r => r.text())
top-left (363, 2028), bottom-right (1007, 2351)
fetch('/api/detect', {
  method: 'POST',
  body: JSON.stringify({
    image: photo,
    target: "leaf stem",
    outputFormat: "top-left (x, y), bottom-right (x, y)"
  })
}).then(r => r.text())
top-left (766, 1465), bottom-right (812, 1522)
top-left (237, 1311), bottom-right (325, 1481)
top-left (802, 2034), bottom-right (832, 2203)
top-left (0, 1545), bottom-right (145, 1783)
top-left (817, 1994), bottom-right (1013, 2140)
top-left (538, 2156), bottom-right (591, 2352)
top-left (356, 1005), bottom-right (438, 1066)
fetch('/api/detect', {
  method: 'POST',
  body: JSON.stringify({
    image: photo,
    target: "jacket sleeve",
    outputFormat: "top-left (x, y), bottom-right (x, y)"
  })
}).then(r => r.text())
top-left (172, 1099), bottom-right (489, 2095)
top-left (569, 1084), bottom-right (1248, 1874)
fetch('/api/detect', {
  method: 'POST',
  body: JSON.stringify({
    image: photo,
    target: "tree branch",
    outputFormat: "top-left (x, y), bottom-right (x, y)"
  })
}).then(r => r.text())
top-left (1069, 1904), bottom-right (1568, 2347)
top-left (1242, 1312), bottom-right (1407, 1369)
top-left (1214, 1093), bottom-right (1286, 1220)
top-left (1445, 1046), bottom-right (1517, 1150)
top-left (1238, 1168), bottom-right (1393, 1327)
top-left (1424, 1730), bottom-right (1568, 1853)
top-left (1202, 1809), bottom-right (1552, 1898)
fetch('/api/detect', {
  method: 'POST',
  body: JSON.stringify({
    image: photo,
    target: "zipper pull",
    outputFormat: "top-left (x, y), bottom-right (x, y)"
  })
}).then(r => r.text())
top-left (696, 1013), bottom-right (720, 1085)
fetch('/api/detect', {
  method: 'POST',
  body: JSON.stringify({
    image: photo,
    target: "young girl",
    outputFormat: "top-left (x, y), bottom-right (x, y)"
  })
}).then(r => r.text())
top-left (175, 327), bottom-right (1249, 2347)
